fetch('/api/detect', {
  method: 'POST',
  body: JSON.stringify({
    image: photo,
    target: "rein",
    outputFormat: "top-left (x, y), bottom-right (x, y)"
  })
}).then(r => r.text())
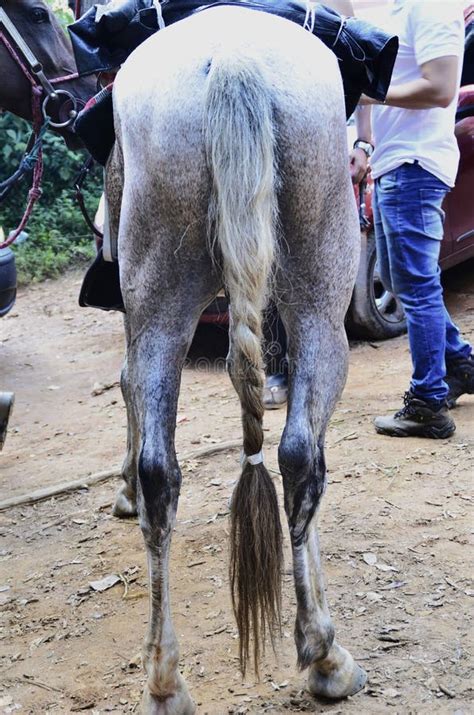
top-left (74, 0), bottom-right (82, 21)
top-left (0, 7), bottom-right (81, 249)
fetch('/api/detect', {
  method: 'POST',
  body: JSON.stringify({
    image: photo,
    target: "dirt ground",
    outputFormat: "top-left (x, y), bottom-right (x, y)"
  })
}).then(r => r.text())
top-left (1, 266), bottom-right (473, 714)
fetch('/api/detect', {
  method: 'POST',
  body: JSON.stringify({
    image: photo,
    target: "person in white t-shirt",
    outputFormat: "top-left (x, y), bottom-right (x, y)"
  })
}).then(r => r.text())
top-left (363, 0), bottom-right (474, 438)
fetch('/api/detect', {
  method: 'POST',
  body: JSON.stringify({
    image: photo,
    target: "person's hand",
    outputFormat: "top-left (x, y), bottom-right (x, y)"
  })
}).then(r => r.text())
top-left (349, 148), bottom-right (368, 185)
top-left (359, 94), bottom-right (380, 106)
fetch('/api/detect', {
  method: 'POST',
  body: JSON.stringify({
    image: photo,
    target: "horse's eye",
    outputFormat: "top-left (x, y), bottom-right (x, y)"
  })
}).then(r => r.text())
top-left (30, 7), bottom-right (49, 23)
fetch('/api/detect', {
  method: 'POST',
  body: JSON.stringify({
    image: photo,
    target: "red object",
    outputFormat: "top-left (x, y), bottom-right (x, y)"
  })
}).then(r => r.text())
top-left (74, 0), bottom-right (82, 21)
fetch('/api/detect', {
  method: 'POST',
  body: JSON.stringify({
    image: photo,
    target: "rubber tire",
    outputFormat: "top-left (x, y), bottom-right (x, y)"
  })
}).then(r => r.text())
top-left (0, 248), bottom-right (17, 318)
top-left (346, 230), bottom-right (407, 341)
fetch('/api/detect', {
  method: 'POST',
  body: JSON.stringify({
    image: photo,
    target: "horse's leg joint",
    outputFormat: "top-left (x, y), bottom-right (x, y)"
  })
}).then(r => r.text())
top-left (295, 618), bottom-right (335, 670)
top-left (279, 429), bottom-right (314, 477)
top-left (279, 431), bottom-right (326, 544)
top-left (138, 446), bottom-right (181, 522)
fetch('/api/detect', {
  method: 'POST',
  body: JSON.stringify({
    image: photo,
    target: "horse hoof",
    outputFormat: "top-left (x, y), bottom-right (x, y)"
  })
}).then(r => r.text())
top-left (112, 483), bottom-right (137, 518)
top-left (307, 645), bottom-right (367, 700)
top-left (141, 686), bottom-right (196, 715)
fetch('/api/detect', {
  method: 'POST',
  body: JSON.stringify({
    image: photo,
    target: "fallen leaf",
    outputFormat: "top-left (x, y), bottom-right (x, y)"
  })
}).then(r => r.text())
top-left (375, 563), bottom-right (398, 572)
top-left (91, 381), bottom-right (119, 396)
top-left (383, 688), bottom-right (400, 698)
top-left (89, 574), bottom-right (120, 592)
top-left (362, 552), bottom-right (377, 566)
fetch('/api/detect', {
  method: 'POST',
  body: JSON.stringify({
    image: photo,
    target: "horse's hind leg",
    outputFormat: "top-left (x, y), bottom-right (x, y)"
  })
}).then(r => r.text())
top-left (277, 176), bottom-right (366, 699)
top-left (128, 318), bottom-right (198, 715)
top-left (101, 143), bottom-right (139, 518)
top-left (117, 187), bottom-right (219, 714)
top-left (112, 321), bottom-right (139, 518)
top-left (279, 312), bottom-right (366, 698)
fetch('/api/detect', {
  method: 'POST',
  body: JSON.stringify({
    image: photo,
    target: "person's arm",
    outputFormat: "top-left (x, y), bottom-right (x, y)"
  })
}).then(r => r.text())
top-left (350, 104), bottom-right (372, 183)
top-left (362, 55), bottom-right (460, 109)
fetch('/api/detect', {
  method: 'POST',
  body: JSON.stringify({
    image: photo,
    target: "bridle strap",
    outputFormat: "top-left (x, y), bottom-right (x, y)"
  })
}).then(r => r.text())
top-left (0, 27), bottom-right (37, 87)
top-left (0, 121), bottom-right (47, 249)
top-left (0, 7), bottom-right (82, 248)
top-left (0, 8), bottom-right (79, 127)
top-left (0, 8), bottom-right (56, 96)
top-left (74, 157), bottom-right (104, 240)
top-left (0, 81), bottom-right (47, 249)
top-left (74, 0), bottom-right (82, 21)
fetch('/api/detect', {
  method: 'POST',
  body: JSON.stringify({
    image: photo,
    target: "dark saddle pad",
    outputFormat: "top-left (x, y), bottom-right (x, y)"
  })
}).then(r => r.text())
top-left (69, 0), bottom-right (398, 105)
top-left (71, 0), bottom-right (398, 164)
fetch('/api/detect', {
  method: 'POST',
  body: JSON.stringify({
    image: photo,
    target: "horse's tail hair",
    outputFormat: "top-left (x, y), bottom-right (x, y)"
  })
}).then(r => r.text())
top-left (204, 52), bottom-right (283, 676)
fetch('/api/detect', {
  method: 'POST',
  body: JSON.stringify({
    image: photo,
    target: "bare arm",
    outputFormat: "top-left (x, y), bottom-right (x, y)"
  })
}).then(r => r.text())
top-left (354, 104), bottom-right (372, 143)
top-left (350, 105), bottom-right (372, 183)
top-left (362, 56), bottom-right (460, 109)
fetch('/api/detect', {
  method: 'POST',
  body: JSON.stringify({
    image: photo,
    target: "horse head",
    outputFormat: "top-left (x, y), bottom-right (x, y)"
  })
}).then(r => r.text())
top-left (0, 0), bottom-right (95, 146)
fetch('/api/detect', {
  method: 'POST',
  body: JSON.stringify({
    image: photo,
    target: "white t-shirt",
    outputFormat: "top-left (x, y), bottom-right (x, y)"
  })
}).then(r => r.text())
top-left (370, 0), bottom-right (465, 187)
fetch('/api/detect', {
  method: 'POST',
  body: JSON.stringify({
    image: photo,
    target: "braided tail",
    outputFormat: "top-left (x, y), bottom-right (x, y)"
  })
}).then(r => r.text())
top-left (204, 51), bottom-right (283, 675)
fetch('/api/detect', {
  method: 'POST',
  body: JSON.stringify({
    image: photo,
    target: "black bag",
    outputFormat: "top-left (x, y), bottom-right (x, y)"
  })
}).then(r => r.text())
top-left (69, 0), bottom-right (398, 112)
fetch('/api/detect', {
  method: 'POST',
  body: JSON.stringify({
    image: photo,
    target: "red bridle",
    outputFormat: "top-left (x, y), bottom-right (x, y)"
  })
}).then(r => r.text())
top-left (74, 0), bottom-right (82, 21)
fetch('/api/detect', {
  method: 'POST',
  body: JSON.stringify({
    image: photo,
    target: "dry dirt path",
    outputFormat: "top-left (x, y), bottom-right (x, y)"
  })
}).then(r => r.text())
top-left (0, 267), bottom-right (473, 714)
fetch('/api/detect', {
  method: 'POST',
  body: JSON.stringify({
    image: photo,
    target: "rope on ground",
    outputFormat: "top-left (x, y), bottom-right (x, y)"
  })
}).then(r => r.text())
top-left (0, 440), bottom-right (243, 512)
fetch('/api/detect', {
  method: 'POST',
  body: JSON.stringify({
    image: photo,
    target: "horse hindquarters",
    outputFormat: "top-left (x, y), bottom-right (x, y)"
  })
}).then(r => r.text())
top-left (112, 6), bottom-right (367, 708)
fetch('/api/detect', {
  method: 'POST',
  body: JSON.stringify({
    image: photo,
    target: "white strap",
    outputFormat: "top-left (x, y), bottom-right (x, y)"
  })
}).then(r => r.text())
top-left (303, 0), bottom-right (318, 33)
top-left (241, 449), bottom-right (264, 466)
top-left (153, 0), bottom-right (166, 30)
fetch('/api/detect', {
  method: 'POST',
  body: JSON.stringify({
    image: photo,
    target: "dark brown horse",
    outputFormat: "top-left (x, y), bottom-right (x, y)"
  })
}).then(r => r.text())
top-left (0, 0), bottom-right (94, 141)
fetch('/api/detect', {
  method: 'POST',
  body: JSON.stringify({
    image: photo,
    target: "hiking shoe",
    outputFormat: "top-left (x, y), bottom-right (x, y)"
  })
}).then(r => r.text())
top-left (445, 354), bottom-right (474, 408)
top-left (0, 392), bottom-right (15, 451)
top-left (374, 391), bottom-right (455, 439)
top-left (263, 373), bottom-right (288, 410)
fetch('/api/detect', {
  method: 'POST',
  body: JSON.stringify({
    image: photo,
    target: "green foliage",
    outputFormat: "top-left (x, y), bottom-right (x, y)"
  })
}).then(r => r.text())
top-left (0, 114), bottom-right (102, 285)
top-left (45, 0), bottom-right (75, 31)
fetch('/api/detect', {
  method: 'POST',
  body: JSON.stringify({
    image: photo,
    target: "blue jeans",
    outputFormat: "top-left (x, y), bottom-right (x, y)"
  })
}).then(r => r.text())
top-left (373, 162), bottom-right (471, 404)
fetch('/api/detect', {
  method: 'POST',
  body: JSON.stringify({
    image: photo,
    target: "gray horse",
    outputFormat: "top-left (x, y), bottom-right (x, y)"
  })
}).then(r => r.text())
top-left (1, 1), bottom-right (366, 710)
top-left (106, 5), bottom-right (365, 712)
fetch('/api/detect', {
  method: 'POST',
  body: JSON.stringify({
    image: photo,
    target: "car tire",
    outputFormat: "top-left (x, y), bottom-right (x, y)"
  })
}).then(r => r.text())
top-left (0, 248), bottom-right (17, 318)
top-left (346, 230), bottom-right (407, 340)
